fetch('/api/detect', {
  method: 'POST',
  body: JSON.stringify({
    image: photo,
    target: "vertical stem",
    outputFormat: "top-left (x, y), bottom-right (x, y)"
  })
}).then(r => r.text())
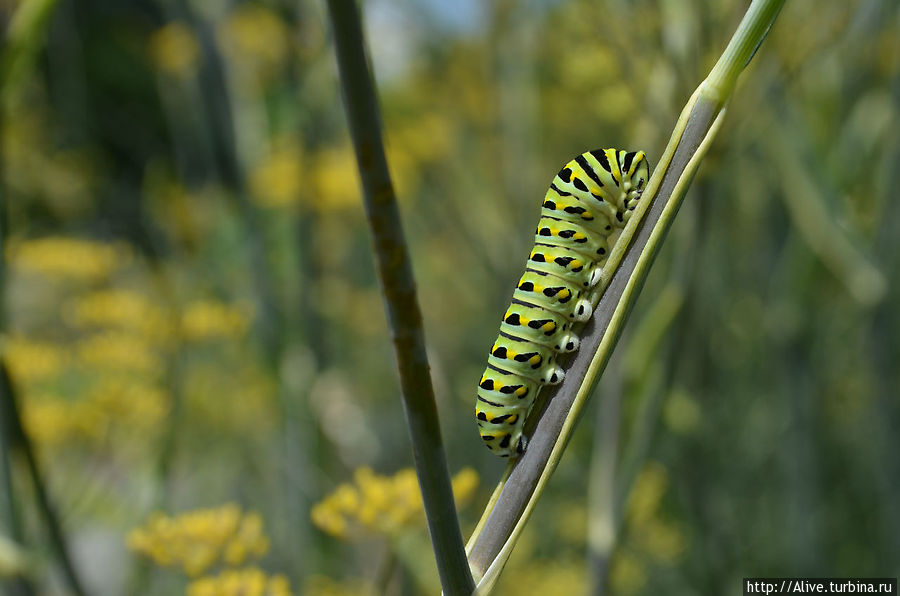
top-left (324, 1), bottom-right (474, 593)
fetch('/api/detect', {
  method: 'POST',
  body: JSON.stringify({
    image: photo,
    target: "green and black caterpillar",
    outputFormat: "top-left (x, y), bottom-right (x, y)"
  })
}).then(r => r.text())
top-left (476, 148), bottom-right (649, 457)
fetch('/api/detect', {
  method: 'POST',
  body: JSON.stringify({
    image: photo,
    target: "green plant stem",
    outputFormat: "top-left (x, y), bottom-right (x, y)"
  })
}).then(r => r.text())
top-left (0, 364), bottom-right (86, 596)
top-left (466, 0), bottom-right (785, 590)
top-left (324, 1), bottom-right (474, 593)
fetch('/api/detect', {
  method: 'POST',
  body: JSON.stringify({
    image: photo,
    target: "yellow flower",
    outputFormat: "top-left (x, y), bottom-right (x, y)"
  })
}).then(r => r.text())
top-left (181, 300), bottom-right (251, 342)
top-left (7, 237), bottom-right (128, 281)
top-left (64, 289), bottom-right (172, 344)
top-left (310, 467), bottom-right (478, 540)
top-left (148, 22), bottom-right (202, 78)
top-left (310, 146), bottom-right (361, 212)
top-left (2, 336), bottom-right (67, 384)
top-left (21, 396), bottom-right (74, 447)
top-left (76, 331), bottom-right (162, 376)
top-left (187, 567), bottom-right (292, 596)
top-left (222, 512), bottom-right (269, 566)
top-left (220, 5), bottom-right (290, 73)
top-left (128, 505), bottom-right (272, 577)
top-left (249, 143), bottom-right (304, 209)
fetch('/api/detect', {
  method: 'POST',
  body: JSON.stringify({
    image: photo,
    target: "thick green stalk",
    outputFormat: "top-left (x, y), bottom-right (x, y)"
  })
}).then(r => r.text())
top-left (323, 0), bottom-right (474, 593)
top-left (465, 0), bottom-right (786, 591)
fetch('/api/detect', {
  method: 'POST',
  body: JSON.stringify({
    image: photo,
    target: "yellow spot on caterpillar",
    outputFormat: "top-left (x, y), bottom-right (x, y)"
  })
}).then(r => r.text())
top-left (573, 233), bottom-right (586, 240)
top-left (507, 414), bottom-right (518, 424)
top-left (571, 260), bottom-right (583, 268)
top-left (541, 322), bottom-right (556, 333)
top-left (558, 289), bottom-right (571, 300)
top-left (514, 387), bottom-right (527, 396)
top-left (528, 354), bottom-right (541, 366)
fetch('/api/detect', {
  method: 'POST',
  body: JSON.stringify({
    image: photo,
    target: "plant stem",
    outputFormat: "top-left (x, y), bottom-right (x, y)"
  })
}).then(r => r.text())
top-left (323, 1), bottom-right (474, 593)
top-left (0, 365), bottom-right (87, 596)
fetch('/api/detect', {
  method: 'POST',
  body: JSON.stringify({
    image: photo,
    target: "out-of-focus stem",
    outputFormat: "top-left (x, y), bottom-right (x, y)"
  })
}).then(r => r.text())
top-left (324, 0), bottom-right (474, 593)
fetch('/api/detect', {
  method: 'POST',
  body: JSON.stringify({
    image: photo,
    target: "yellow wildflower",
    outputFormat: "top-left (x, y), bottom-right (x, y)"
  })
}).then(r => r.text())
top-left (7, 237), bottom-right (127, 281)
top-left (21, 396), bottom-right (74, 447)
top-left (222, 512), bottom-right (269, 566)
top-left (148, 22), bottom-right (202, 78)
top-left (21, 379), bottom-right (168, 448)
top-left (310, 146), bottom-right (360, 212)
top-left (181, 300), bottom-right (251, 342)
top-left (249, 142), bottom-right (304, 209)
top-left (2, 336), bottom-right (67, 384)
top-left (87, 378), bottom-right (169, 427)
top-left (450, 467), bottom-right (479, 509)
top-left (76, 331), bottom-right (162, 376)
top-left (219, 5), bottom-right (290, 72)
top-left (64, 289), bottom-right (172, 344)
top-left (310, 467), bottom-right (479, 540)
top-left (187, 567), bottom-right (292, 596)
top-left (128, 505), bottom-right (272, 577)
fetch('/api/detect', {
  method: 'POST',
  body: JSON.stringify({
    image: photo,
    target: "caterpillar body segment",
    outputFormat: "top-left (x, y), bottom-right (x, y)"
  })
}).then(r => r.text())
top-left (487, 335), bottom-right (566, 386)
top-left (499, 303), bottom-right (580, 353)
top-left (476, 148), bottom-right (649, 457)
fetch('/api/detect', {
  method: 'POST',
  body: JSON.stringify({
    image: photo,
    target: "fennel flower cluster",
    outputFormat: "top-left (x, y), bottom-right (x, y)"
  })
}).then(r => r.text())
top-left (187, 567), bottom-right (292, 596)
top-left (65, 289), bottom-right (171, 344)
top-left (219, 4), bottom-right (290, 73)
top-left (128, 504), bottom-right (270, 577)
top-left (6, 236), bottom-right (128, 281)
top-left (148, 21), bottom-right (202, 78)
top-left (180, 300), bottom-right (252, 342)
top-left (311, 467), bottom-right (479, 540)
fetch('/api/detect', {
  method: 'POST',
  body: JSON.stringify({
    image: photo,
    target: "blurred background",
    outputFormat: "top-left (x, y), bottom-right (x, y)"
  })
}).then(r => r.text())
top-left (0, 0), bottom-right (897, 594)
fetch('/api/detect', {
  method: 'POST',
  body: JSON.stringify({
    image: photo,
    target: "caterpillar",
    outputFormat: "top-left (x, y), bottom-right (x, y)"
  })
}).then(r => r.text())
top-left (476, 148), bottom-right (649, 457)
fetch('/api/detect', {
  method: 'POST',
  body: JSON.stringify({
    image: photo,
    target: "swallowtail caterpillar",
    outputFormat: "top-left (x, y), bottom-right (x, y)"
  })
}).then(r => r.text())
top-left (476, 148), bottom-right (649, 457)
